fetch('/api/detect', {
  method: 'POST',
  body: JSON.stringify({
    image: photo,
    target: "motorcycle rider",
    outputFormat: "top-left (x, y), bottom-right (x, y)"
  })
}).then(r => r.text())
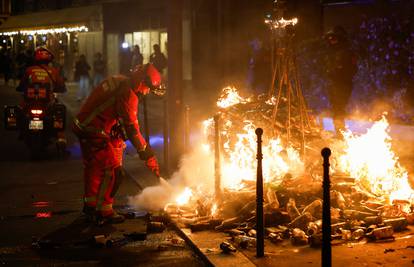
top-left (16, 47), bottom-right (67, 150)
top-left (73, 63), bottom-right (161, 224)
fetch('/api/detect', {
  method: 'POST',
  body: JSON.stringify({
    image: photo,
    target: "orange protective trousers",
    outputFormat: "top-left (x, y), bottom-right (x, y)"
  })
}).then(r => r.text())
top-left (80, 137), bottom-right (125, 216)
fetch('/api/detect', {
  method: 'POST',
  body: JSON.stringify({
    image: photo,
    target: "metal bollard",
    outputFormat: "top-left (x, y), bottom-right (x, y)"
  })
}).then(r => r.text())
top-left (214, 114), bottom-right (221, 202)
top-left (321, 147), bottom-right (332, 267)
top-left (184, 105), bottom-right (190, 153)
top-left (163, 97), bottom-right (169, 176)
top-left (255, 128), bottom-right (264, 257)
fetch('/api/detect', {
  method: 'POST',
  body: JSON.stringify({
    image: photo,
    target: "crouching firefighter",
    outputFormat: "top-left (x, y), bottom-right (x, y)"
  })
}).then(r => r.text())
top-left (73, 63), bottom-right (161, 224)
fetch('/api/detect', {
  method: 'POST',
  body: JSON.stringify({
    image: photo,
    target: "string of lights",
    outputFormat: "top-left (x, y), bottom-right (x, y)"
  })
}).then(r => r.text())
top-left (0, 25), bottom-right (88, 36)
top-left (264, 17), bottom-right (298, 29)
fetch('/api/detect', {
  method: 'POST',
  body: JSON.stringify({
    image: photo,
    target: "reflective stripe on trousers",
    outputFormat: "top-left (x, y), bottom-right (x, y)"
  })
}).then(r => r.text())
top-left (81, 137), bottom-right (124, 216)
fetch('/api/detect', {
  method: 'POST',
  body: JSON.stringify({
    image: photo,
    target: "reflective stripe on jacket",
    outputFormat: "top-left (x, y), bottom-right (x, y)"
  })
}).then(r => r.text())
top-left (74, 75), bottom-right (146, 150)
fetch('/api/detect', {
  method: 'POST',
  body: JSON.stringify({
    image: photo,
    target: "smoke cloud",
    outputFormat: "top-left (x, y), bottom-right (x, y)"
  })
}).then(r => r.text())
top-left (128, 141), bottom-right (214, 211)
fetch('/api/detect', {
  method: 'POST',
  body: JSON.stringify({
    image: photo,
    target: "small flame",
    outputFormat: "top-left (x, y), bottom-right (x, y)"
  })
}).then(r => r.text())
top-left (265, 96), bottom-right (277, 105)
top-left (176, 187), bottom-right (193, 206)
top-left (211, 203), bottom-right (218, 217)
top-left (216, 86), bottom-right (250, 108)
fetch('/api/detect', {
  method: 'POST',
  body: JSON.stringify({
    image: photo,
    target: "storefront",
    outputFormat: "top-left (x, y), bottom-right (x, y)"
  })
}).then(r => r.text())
top-left (0, 5), bottom-right (103, 80)
top-left (101, 1), bottom-right (168, 76)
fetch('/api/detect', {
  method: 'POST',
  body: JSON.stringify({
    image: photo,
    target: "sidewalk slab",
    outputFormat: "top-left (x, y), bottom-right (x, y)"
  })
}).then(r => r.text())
top-left (170, 223), bottom-right (255, 267)
top-left (170, 222), bottom-right (414, 267)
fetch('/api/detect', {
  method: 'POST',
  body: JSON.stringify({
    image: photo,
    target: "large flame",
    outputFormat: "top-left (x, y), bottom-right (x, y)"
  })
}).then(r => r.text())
top-left (337, 116), bottom-right (414, 203)
top-left (203, 118), bottom-right (303, 189)
top-left (158, 87), bottom-right (414, 218)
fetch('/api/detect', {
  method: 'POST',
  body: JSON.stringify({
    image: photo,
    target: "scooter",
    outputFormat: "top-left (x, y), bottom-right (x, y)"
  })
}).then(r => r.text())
top-left (4, 86), bottom-right (66, 158)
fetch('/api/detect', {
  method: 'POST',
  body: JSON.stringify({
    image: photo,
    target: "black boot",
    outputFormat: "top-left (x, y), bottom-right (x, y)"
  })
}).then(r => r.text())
top-left (96, 212), bottom-right (125, 225)
top-left (82, 206), bottom-right (96, 222)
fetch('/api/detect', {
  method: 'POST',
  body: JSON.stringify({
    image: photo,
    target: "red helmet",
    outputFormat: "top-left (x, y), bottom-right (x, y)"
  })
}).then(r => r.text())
top-left (130, 63), bottom-right (162, 94)
top-left (34, 47), bottom-right (54, 63)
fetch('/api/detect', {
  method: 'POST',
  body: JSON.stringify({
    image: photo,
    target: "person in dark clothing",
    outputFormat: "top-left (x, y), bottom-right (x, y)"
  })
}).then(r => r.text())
top-left (149, 44), bottom-right (167, 74)
top-left (131, 45), bottom-right (143, 69)
top-left (323, 26), bottom-right (357, 133)
top-left (74, 54), bottom-right (91, 102)
top-left (0, 50), bottom-right (13, 85)
top-left (93, 52), bottom-right (106, 87)
top-left (15, 50), bottom-right (33, 80)
top-left (120, 47), bottom-right (132, 75)
top-left (246, 38), bottom-right (271, 95)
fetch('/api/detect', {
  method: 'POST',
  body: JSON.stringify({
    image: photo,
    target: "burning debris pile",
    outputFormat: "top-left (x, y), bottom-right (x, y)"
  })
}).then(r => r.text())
top-left (162, 87), bottom-right (414, 251)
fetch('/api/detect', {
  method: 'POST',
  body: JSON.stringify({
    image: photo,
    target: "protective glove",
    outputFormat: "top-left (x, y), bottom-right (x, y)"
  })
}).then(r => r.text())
top-left (146, 156), bottom-right (160, 177)
top-left (138, 145), bottom-right (154, 160)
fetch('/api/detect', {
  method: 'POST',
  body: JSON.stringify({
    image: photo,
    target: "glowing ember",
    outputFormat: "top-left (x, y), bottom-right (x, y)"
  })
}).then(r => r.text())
top-left (176, 187), bottom-right (193, 206)
top-left (211, 203), bottom-right (218, 217)
top-left (337, 116), bottom-right (414, 204)
top-left (265, 96), bottom-right (277, 105)
top-left (216, 86), bottom-right (250, 109)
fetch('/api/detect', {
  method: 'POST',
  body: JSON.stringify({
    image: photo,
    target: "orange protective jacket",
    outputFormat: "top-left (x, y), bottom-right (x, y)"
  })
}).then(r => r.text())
top-left (73, 75), bottom-right (146, 151)
top-left (17, 64), bottom-right (66, 95)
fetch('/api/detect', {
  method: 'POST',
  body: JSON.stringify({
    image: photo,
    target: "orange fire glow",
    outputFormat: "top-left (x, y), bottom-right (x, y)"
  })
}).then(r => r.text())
top-left (336, 116), bottom-right (414, 204)
top-left (175, 187), bottom-right (193, 206)
top-left (216, 86), bottom-right (251, 109)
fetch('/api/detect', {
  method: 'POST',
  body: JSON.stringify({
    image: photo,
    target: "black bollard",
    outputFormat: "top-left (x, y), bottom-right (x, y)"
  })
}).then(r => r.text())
top-left (255, 128), bottom-right (264, 257)
top-left (163, 97), bottom-right (169, 175)
top-left (184, 105), bottom-right (190, 153)
top-left (321, 147), bottom-right (332, 267)
top-left (214, 114), bottom-right (221, 202)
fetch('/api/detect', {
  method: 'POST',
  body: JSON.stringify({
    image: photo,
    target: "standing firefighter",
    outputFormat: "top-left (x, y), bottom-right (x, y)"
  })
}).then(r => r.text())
top-left (73, 63), bottom-right (161, 224)
top-left (323, 26), bottom-right (357, 133)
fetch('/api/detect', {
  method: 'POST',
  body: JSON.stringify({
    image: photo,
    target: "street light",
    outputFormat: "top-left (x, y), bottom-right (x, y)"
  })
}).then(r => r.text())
top-left (121, 42), bottom-right (129, 49)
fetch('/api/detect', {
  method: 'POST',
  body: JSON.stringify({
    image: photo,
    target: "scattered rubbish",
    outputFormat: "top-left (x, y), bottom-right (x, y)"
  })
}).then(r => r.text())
top-left (190, 222), bottom-right (211, 232)
top-left (125, 211), bottom-right (148, 219)
top-left (32, 239), bottom-right (60, 249)
top-left (368, 226), bottom-right (394, 241)
top-left (383, 217), bottom-right (408, 232)
top-left (307, 219), bottom-right (322, 236)
top-left (105, 237), bottom-right (129, 248)
top-left (308, 233), bottom-right (322, 247)
top-left (147, 222), bottom-right (166, 233)
top-left (351, 229), bottom-right (365, 241)
top-left (384, 248), bottom-right (395, 253)
top-left (124, 232), bottom-right (147, 241)
top-left (268, 232), bottom-right (283, 244)
top-left (220, 241), bottom-right (237, 253)
top-left (233, 235), bottom-right (256, 248)
top-left (93, 235), bottom-right (109, 247)
top-left (171, 238), bottom-right (185, 246)
top-left (291, 228), bottom-right (308, 246)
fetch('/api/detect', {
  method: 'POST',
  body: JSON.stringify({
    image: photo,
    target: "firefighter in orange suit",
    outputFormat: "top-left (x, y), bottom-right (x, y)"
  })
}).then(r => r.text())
top-left (17, 47), bottom-right (67, 149)
top-left (73, 63), bottom-right (161, 224)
